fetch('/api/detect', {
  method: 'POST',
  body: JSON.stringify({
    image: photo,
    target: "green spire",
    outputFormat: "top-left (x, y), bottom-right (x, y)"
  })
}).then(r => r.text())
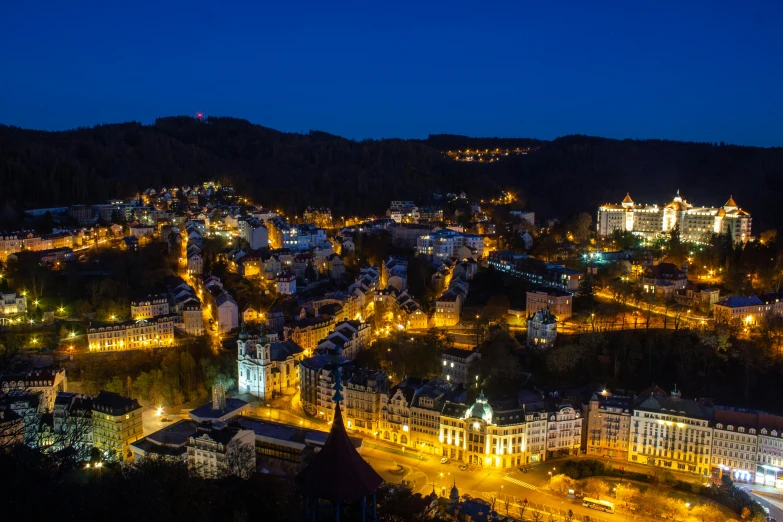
top-left (332, 367), bottom-right (344, 404)
top-left (238, 321), bottom-right (248, 341)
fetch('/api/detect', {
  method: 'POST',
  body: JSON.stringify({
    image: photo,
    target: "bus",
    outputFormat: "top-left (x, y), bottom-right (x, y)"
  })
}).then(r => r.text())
top-left (582, 498), bottom-right (615, 514)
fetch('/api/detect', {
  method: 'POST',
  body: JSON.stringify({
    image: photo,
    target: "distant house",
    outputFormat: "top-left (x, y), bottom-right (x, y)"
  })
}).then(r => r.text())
top-left (642, 262), bottom-right (688, 295)
top-left (120, 236), bottom-right (139, 251)
top-left (326, 253), bottom-right (345, 281)
top-left (277, 272), bottom-right (297, 295)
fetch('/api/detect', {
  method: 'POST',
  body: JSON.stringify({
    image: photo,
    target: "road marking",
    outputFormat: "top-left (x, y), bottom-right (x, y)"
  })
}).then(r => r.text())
top-left (503, 476), bottom-right (538, 490)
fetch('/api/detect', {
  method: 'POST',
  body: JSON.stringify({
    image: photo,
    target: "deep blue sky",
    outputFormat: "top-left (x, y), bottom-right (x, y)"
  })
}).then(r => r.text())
top-left (2, 1), bottom-right (783, 146)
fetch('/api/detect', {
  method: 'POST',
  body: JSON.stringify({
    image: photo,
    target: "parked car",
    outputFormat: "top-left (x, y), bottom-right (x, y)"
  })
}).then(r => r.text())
top-left (440, 457), bottom-right (450, 464)
top-left (459, 464), bottom-right (468, 471)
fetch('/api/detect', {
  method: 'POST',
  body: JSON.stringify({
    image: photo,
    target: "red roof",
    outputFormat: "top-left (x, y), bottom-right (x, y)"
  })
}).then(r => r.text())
top-left (296, 402), bottom-right (382, 502)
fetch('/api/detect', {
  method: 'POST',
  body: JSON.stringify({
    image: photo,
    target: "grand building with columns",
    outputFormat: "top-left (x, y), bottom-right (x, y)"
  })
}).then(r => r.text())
top-left (598, 192), bottom-right (751, 243)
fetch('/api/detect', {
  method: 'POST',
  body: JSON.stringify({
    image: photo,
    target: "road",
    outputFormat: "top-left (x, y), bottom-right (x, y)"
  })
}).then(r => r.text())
top-left (140, 396), bottom-right (634, 522)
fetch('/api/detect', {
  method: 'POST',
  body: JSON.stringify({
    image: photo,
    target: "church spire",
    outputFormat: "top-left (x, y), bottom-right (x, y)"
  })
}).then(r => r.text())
top-left (333, 367), bottom-right (344, 404)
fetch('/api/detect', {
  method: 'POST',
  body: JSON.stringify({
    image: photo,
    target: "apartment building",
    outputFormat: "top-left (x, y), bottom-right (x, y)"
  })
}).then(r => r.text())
top-left (0, 368), bottom-right (67, 412)
top-left (409, 378), bottom-right (465, 455)
top-left (285, 315), bottom-right (335, 354)
top-left (440, 392), bottom-right (528, 469)
top-left (441, 347), bottom-right (480, 386)
top-left (313, 320), bottom-right (372, 360)
top-left (629, 387), bottom-right (713, 477)
top-left (526, 289), bottom-right (573, 320)
top-left (87, 316), bottom-right (177, 352)
top-left (130, 294), bottom-right (170, 319)
top-left (546, 403), bottom-right (583, 459)
top-left (417, 229), bottom-right (484, 260)
top-left (91, 391), bottom-right (143, 461)
top-left (584, 393), bottom-right (633, 460)
top-left (187, 424), bottom-right (256, 479)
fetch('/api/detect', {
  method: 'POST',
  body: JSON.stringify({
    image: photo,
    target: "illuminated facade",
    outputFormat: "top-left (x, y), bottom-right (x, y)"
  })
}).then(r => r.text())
top-left (130, 294), bottom-right (170, 320)
top-left (598, 192), bottom-right (751, 243)
top-left (91, 391), bottom-right (143, 461)
top-left (0, 292), bottom-right (27, 316)
top-left (87, 316), bottom-right (176, 351)
top-left (440, 392), bottom-right (529, 468)
top-left (417, 229), bottom-right (484, 259)
top-left (237, 328), bottom-right (304, 400)
top-left (629, 387), bottom-right (713, 476)
top-left (546, 404), bottom-right (582, 458)
top-left (585, 393), bottom-right (632, 460)
top-left (526, 308), bottom-right (557, 348)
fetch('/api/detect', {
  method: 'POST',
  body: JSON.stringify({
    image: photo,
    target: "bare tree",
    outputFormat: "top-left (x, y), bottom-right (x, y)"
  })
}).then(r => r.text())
top-left (222, 438), bottom-right (256, 480)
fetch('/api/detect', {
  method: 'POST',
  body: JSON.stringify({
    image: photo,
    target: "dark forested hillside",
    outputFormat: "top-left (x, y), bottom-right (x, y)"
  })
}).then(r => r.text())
top-left (1, 117), bottom-right (782, 231)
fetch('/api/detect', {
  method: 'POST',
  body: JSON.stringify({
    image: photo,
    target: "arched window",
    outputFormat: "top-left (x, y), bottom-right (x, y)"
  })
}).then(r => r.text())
top-left (716, 424), bottom-right (723, 429)
top-left (727, 425), bottom-right (734, 431)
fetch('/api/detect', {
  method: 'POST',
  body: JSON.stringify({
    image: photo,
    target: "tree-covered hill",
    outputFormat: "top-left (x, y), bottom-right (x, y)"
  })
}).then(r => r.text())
top-left (1, 117), bottom-right (782, 230)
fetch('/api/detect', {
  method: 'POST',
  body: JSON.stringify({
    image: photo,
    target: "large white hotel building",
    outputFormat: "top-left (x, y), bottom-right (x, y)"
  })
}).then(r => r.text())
top-left (597, 191), bottom-right (751, 243)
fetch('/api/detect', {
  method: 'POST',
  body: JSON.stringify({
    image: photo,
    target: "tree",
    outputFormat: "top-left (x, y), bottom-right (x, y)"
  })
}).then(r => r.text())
top-left (583, 478), bottom-right (609, 500)
top-left (690, 504), bottom-right (723, 522)
top-left (569, 212), bottom-right (593, 244)
top-left (546, 343), bottom-right (587, 373)
top-left (578, 273), bottom-right (595, 303)
top-left (549, 474), bottom-right (576, 494)
top-left (304, 262), bottom-right (317, 282)
top-left (614, 483), bottom-right (639, 507)
top-left (222, 439), bottom-right (256, 480)
top-left (661, 497), bottom-right (688, 521)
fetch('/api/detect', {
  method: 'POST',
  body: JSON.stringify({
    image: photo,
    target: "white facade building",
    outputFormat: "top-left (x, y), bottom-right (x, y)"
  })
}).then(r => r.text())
top-left (417, 229), bottom-right (485, 259)
top-left (0, 293), bottom-right (26, 315)
top-left (598, 192), bottom-right (752, 243)
top-left (237, 328), bottom-right (304, 400)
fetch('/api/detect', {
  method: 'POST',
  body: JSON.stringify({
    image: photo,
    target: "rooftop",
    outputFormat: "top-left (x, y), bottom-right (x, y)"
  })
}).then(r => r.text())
top-left (188, 398), bottom-right (249, 423)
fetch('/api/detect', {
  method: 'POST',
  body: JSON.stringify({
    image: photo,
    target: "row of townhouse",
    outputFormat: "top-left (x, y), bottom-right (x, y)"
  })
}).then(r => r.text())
top-left (199, 276), bottom-right (238, 335)
top-left (416, 228), bottom-right (485, 260)
top-left (0, 230), bottom-right (76, 262)
top-left (1, 388), bottom-right (142, 463)
top-left (299, 356), bottom-right (389, 436)
top-left (585, 387), bottom-right (783, 486)
top-left (266, 218), bottom-right (327, 251)
top-left (434, 276), bottom-right (469, 327)
top-left (713, 292), bottom-right (783, 327)
top-left (87, 315), bottom-right (178, 352)
top-left (185, 220), bottom-right (204, 276)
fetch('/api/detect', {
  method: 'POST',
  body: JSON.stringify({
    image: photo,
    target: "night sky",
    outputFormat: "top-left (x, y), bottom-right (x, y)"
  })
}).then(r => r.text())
top-left (2, 1), bottom-right (783, 146)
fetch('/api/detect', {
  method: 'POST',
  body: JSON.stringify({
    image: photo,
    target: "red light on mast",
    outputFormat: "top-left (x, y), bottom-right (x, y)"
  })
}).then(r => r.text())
top-left (197, 112), bottom-right (203, 120)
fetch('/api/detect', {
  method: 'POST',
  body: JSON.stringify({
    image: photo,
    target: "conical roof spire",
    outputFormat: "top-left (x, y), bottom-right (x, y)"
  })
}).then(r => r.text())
top-left (296, 368), bottom-right (382, 503)
top-left (724, 195), bottom-right (738, 208)
top-left (238, 321), bottom-right (248, 341)
top-left (333, 367), bottom-right (344, 404)
top-left (622, 192), bottom-right (633, 203)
